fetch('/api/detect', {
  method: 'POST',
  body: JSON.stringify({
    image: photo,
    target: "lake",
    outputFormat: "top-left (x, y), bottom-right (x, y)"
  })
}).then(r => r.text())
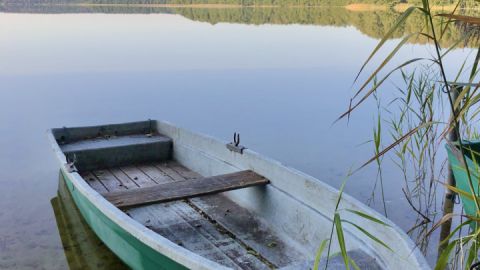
top-left (0, 4), bottom-right (477, 268)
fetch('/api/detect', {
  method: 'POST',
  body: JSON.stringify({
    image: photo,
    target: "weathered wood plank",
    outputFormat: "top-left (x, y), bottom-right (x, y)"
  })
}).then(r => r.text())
top-left (52, 120), bottom-right (153, 143)
top-left (104, 170), bottom-right (269, 208)
top-left (166, 161), bottom-right (200, 180)
top-left (156, 162), bottom-right (292, 266)
top-left (109, 168), bottom-right (139, 189)
top-left (137, 164), bottom-right (173, 184)
top-left (120, 162), bottom-right (274, 268)
top-left (153, 162), bottom-right (187, 182)
top-left (81, 171), bottom-right (108, 193)
top-left (127, 202), bottom-right (269, 270)
top-left (120, 165), bottom-right (158, 188)
top-left (191, 195), bottom-right (305, 267)
top-left (61, 134), bottom-right (172, 171)
top-left (92, 169), bottom-right (128, 192)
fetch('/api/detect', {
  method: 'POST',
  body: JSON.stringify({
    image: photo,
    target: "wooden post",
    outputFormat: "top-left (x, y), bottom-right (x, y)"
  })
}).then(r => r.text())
top-left (438, 84), bottom-right (461, 258)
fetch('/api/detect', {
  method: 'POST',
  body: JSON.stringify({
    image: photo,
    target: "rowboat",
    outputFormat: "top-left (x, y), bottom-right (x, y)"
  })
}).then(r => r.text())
top-left (48, 120), bottom-right (429, 269)
top-left (446, 140), bottom-right (480, 219)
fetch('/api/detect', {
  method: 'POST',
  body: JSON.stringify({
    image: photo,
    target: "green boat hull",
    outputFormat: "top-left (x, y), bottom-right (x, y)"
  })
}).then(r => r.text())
top-left (446, 141), bottom-right (480, 218)
top-left (60, 170), bottom-right (188, 270)
top-left (52, 173), bottom-right (127, 269)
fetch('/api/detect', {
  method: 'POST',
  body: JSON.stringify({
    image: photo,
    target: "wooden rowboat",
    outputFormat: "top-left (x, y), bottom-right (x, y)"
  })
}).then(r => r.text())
top-left (48, 120), bottom-right (429, 270)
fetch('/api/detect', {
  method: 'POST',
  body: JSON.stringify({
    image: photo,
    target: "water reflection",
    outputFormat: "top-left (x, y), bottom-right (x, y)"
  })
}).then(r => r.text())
top-left (2, 4), bottom-right (479, 47)
top-left (51, 173), bottom-right (127, 269)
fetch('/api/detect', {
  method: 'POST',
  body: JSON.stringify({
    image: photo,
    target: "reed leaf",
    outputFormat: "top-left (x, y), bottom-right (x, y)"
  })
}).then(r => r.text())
top-left (334, 213), bottom-right (349, 270)
top-left (338, 58), bottom-right (424, 122)
top-left (440, 29), bottom-right (475, 59)
top-left (437, 14), bottom-right (480, 26)
top-left (425, 213), bottom-right (455, 238)
top-left (341, 219), bottom-right (393, 252)
top-left (313, 239), bottom-right (329, 270)
top-left (443, 183), bottom-right (478, 201)
top-left (439, 220), bottom-right (474, 248)
top-left (434, 240), bottom-right (457, 270)
top-left (466, 241), bottom-right (478, 270)
top-left (354, 32), bottom-right (422, 100)
top-left (356, 121), bottom-right (434, 171)
top-left (324, 175), bottom-right (351, 270)
top-left (469, 46), bottom-right (480, 82)
top-left (354, 6), bottom-right (418, 85)
top-left (438, 0), bottom-right (461, 40)
top-left (345, 209), bottom-right (390, 227)
top-left (349, 258), bottom-right (361, 270)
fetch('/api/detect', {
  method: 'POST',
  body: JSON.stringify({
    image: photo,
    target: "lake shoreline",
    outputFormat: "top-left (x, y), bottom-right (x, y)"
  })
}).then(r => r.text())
top-left (37, 2), bottom-right (478, 11)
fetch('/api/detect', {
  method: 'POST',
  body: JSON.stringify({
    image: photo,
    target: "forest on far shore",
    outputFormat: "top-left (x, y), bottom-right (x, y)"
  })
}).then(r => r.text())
top-left (1, 0), bottom-right (479, 7)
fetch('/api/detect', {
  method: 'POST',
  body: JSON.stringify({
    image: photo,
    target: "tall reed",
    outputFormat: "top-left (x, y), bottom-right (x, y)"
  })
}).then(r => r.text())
top-left (326, 0), bottom-right (480, 268)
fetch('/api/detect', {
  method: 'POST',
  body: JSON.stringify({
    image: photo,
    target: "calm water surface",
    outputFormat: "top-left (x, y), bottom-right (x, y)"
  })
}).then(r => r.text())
top-left (0, 6), bottom-right (476, 268)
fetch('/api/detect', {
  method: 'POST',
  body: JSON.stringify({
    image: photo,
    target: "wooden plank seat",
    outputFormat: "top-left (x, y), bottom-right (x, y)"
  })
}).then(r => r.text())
top-left (103, 170), bottom-right (270, 208)
top-left (60, 134), bottom-right (171, 153)
top-left (60, 134), bottom-right (172, 171)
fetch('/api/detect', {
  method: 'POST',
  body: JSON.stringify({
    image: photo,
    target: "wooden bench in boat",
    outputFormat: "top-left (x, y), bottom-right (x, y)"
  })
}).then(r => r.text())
top-left (59, 133), bottom-right (172, 171)
top-left (103, 170), bottom-right (269, 208)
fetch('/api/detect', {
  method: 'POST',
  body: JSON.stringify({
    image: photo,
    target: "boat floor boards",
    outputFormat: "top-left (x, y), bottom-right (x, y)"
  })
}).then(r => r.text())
top-left (80, 161), bottom-right (307, 269)
top-left (81, 161), bottom-right (382, 269)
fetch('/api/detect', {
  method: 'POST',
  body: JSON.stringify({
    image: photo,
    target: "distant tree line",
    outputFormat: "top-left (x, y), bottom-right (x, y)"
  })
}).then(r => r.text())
top-left (172, 5), bottom-right (480, 46)
top-left (2, 1), bottom-right (478, 48)
top-left (2, 0), bottom-right (479, 7)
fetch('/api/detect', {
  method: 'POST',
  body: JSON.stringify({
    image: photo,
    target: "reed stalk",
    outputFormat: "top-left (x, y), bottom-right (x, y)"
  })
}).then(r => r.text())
top-left (322, 0), bottom-right (480, 268)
